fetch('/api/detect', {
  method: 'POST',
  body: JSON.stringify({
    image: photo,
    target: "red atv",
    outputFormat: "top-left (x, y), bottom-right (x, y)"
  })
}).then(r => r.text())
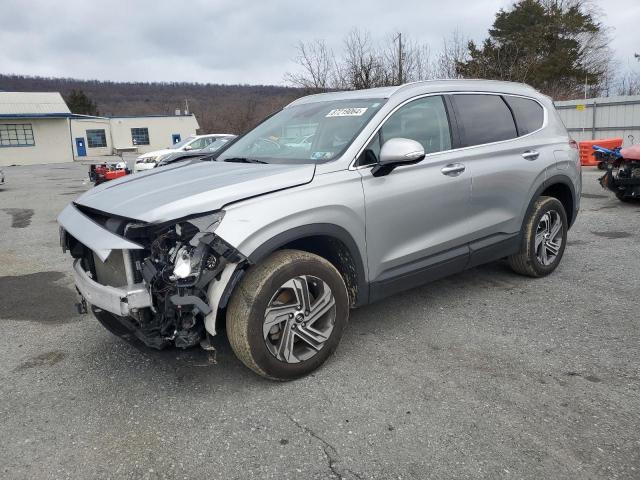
top-left (599, 143), bottom-right (640, 202)
top-left (89, 161), bottom-right (130, 186)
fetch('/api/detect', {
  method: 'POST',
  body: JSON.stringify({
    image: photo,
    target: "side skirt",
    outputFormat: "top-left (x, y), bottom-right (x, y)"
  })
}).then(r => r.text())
top-left (368, 233), bottom-right (520, 304)
top-left (467, 233), bottom-right (521, 269)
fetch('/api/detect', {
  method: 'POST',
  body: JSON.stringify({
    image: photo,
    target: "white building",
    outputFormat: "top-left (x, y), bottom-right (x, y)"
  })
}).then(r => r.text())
top-left (0, 92), bottom-right (200, 166)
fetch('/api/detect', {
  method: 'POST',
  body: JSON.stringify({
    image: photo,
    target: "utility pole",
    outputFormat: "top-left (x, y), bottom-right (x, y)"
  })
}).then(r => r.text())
top-left (395, 32), bottom-right (403, 85)
top-left (584, 74), bottom-right (588, 100)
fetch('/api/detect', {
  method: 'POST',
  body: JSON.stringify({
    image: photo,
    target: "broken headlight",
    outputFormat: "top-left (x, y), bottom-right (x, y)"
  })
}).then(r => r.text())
top-left (169, 242), bottom-right (217, 282)
top-left (168, 212), bottom-right (223, 281)
top-left (172, 246), bottom-right (194, 279)
top-left (139, 211), bottom-right (232, 289)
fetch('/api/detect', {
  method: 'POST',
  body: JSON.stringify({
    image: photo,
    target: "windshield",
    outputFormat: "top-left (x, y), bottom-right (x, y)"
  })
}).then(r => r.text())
top-left (171, 136), bottom-right (196, 149)
top-left (216, 99), bottom-right (385, 164)
top-left (203, 137), bottom-right (233, 152)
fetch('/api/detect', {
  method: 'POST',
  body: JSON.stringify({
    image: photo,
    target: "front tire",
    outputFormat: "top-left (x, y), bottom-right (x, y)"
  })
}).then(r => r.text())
top-left (226, 250), bottom-right (349, 380)
top-left (508, 196), bottom-right (568, 277)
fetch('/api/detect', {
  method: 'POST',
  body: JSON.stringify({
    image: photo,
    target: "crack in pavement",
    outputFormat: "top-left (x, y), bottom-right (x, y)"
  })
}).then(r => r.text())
top-left (287, 415), bottom-right (363, 480)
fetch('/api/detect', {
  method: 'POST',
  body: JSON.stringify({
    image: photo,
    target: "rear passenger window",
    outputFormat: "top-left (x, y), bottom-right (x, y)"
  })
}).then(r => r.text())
top-left (453, 94), bottom-right (517, 146)
top-left (504, 96), bottom-right (544, 135)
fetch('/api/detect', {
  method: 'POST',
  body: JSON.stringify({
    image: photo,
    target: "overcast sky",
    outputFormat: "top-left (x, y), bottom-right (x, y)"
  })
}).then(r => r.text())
top-left (1, 0), bottom-right (638, 85)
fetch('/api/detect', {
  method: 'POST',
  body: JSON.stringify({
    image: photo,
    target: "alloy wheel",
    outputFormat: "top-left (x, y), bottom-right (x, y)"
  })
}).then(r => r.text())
top-left (535, 210), bottom-right (563, 266)
top-left (263, 275), bottom-right (336, 363)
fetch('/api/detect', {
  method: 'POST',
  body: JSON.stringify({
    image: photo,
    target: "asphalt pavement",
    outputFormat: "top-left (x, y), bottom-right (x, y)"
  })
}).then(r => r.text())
top-left (0, 163), bottom-right (638, 479)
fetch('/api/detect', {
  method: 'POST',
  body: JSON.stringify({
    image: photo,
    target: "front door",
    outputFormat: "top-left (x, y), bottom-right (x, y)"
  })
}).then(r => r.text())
top-left (75, 138), bottom-right (86, 157)
top-left (358, 95), bottom-right (473, 300)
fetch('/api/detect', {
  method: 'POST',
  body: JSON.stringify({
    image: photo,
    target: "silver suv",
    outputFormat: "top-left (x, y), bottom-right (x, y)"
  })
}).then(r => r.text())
top-left (58, 80), bottom-right (581, 380)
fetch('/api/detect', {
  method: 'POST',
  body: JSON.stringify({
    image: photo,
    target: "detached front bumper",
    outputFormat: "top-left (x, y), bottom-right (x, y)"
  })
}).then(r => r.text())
top-left (72, 259), bottom-right (152, 316)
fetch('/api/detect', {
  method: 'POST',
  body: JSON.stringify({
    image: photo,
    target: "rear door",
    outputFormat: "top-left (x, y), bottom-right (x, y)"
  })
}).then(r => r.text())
top-left (449, 93), bottom-right (547, 255)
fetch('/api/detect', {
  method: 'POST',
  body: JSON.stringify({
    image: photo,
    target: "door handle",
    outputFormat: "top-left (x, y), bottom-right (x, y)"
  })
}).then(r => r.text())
top-left (441, 163), bottom-right (465, 176)
top-left (522, 150), bottom-right (539, 161)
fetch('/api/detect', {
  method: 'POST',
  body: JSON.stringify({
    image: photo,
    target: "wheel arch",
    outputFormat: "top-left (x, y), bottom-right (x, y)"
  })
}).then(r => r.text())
top-left (220, 224), bottom-right (369, 312)
top-left (540, 175), bottom-right (577, 227)
top-left (525, 174), bottom-right (577, 229)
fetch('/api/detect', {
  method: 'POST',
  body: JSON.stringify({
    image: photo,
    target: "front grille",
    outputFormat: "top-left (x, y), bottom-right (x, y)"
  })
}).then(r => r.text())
top-left (93, 250), bottom-right (128, 287)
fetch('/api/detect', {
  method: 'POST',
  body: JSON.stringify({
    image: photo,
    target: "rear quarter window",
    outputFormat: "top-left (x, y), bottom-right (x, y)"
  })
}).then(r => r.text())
top-left (504, 96), bottom-right (544, 135)
top-left (453, 94), bottom-right (518, 147)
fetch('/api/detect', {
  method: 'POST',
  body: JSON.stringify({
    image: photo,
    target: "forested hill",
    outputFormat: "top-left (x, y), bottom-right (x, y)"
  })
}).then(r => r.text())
top-left (0, 74), bottom-right (306, 134)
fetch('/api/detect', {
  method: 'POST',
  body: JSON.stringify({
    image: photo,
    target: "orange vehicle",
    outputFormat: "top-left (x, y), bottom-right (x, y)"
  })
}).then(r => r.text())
top-left (89, 161), bottom-right (130, 186)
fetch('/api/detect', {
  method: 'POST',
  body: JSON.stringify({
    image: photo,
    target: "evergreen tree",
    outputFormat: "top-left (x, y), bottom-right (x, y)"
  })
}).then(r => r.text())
top-left (64, 89), bottom-right (99, 115)
top-left (456, 0), bottom-right (609, 98)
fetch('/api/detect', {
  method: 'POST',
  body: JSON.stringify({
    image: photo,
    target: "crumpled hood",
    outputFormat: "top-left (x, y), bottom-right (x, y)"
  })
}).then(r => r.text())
top-left (75, 160), bottom-right (316, 223)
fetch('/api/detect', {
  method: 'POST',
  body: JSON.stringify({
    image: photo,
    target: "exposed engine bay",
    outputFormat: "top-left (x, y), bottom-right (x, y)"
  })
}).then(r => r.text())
top-left (62, 207), bottom-right (246, 349)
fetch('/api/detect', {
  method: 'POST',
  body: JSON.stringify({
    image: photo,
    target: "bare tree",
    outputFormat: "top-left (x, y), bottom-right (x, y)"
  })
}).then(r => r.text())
top-left (336, 29), bottom-right (386, 90)
top-left (380, 35), bottom-right (436, 84)
top-left (435, 29), bottom-right (468, 78)
top-left (284, 40), bottom-right (335, 91)
top-left (616, 70), bottom-right (640, 96)
top-left (285, 29), bottom-right (442, 91)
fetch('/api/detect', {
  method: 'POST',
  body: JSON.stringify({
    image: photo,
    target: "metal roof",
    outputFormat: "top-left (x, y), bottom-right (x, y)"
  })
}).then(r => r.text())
top-left (554, 94), bottom-right (640, 108)
top-left (0, 92), bottom-right (71, 116)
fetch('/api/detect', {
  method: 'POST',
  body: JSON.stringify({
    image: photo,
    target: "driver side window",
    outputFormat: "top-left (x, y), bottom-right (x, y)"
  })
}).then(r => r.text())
top-left (359, 95), bottom-right (452, 166)
top-left (189, 138), bottom-right (205, 149)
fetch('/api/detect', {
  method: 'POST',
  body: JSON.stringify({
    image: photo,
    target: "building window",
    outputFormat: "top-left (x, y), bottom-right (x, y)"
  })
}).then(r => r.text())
top-left (86, 129), bottom-right (107, 148)
top-left (0, 124), bottom-right (35, 147)
top-left (131, 128), bottom-right (150, 146)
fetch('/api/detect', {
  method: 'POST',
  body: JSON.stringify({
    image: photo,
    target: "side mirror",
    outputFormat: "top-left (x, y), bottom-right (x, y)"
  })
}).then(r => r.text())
top-left (372, 138), bottom-right (425, 177)
top-left (184, 145), bottom-right (193, 151)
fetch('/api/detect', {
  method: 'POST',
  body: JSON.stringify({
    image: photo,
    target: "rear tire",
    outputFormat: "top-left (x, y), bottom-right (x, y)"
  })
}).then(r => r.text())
top-left (508, 196), bottom-right (568, 278)
top-left (226, 249), bottom-right (349, 380)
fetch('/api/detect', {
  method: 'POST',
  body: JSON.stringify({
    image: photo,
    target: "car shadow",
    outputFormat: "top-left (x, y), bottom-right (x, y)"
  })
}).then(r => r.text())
top-left (79, 259), bottom-right (522, 388)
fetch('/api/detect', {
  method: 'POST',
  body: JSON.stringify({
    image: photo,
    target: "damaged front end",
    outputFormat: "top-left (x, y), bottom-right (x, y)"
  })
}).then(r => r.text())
top-left (599, 153), bottom-right (640, 201)
top-left (59, 204), bottom-right (246, 349)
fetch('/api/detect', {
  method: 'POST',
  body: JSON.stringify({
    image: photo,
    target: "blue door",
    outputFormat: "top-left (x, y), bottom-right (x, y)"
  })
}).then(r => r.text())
top-left (75, 138), bottom-right (87, 157)
top-left (172, 134), bottom-right (181, 144)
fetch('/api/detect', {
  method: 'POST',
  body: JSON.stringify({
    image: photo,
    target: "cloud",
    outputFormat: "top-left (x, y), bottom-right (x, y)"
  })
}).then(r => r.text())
top-left (0, 0), bottom-right (636, 85)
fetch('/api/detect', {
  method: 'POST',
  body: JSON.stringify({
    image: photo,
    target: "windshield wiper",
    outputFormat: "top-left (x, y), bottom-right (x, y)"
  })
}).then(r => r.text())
top-left (222, 157), bottom-right (268, 164)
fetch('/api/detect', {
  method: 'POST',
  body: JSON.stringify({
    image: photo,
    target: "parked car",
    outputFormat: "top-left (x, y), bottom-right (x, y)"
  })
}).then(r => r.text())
top-left (134, 134), bottom-right (235, 172)
top-left (58, 80), bottom-right (581, 380)
top-left (284, 133), bottom-right (315, 151)
top-left (153, 135), bottom-right (236, 169)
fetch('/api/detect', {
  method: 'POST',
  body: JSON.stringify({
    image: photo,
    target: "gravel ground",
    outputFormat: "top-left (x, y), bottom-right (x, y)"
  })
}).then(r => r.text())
top-left (0, 163), bottom-right (638, 480)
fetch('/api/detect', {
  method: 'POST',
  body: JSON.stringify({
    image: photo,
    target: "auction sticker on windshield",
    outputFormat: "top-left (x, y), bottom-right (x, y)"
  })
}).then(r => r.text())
top-left (326, 107), bottom-right (368, 117)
